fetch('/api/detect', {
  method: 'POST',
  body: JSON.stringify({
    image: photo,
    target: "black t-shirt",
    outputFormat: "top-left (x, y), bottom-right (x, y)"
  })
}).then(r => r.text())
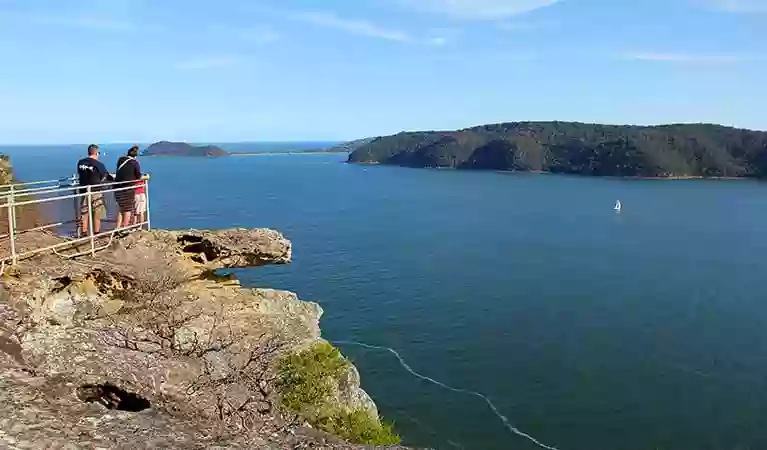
top-left (77, 157), bottom-right (111, 188)
top-left (116, 156), bottom-right (141, 183)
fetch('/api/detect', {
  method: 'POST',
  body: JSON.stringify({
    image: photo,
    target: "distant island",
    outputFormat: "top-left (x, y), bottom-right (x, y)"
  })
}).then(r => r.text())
top-left (142, 141), bottom-right (364, 157)
top-left (143, 141), bottom-right (229, 157)
top-left (347, 122), bottom-right (767, 178)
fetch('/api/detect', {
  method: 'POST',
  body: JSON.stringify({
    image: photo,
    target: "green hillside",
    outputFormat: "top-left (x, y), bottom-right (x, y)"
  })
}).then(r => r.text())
top-left (348, 122), bottom-right (767, 178)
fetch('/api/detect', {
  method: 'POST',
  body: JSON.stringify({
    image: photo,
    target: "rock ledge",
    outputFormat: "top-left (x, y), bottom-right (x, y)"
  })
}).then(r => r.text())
top-left (0, 228), bottom-right (399, 449)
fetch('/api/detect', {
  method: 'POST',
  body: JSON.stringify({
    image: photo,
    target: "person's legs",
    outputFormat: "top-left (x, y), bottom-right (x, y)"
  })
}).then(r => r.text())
top-left (115, 190), bottom-right (136, 230)
top-left (134, 193), bottom-right (146, 226)
top-left (117, 207), bottom-right (134, 229)
top-left (117, 212), bottom-right (131, 229)
top-left (79, 197), bottom-right (89, 236)
top-left (92, 193), bottom-right (106, 235)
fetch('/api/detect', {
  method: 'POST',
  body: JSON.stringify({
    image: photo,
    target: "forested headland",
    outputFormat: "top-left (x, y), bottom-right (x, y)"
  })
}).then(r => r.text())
top-left (348, 122), bottom-right (767, 178)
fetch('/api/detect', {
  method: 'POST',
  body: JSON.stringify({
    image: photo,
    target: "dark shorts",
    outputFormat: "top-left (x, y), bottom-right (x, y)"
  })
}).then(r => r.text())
top-left (115, 189), bottom-right (136, 213)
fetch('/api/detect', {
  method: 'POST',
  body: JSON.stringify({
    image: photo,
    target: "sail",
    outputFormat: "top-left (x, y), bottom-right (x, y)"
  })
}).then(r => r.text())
top-left (614, 200), bottom-right (622, 211)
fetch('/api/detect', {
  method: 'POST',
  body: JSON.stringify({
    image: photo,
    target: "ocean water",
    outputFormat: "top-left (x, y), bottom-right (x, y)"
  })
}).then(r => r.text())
top-left (3, 144), bottom-right (767, 450)
top-left (206, 141), bottom-right (339, 153)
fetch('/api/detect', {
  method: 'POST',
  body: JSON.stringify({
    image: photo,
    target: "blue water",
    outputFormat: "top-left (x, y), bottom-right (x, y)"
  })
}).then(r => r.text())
top-left (4, 144), bottom-right (767, 450)
top-left (207, 141), bottom-right (339, 153)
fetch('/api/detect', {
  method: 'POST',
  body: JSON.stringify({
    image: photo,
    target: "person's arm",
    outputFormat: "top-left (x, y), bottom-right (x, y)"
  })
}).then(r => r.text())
top-left (133, 160), bottom-right (141, 180)
top-left (99, 162), bottom-right (115, 182)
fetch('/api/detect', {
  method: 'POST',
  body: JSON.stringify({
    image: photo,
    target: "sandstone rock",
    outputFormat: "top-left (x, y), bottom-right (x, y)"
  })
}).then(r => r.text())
top-left (335, 363), bottom-right (379, 418)
top-left (0, 228), bottom-right (407, 449)
top-left (107, 228), bottom-right (292, 274)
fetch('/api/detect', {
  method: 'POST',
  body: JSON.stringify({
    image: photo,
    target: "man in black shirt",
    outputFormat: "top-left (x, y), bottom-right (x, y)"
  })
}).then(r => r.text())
top-left (76, 144), bottom-right (113, 236)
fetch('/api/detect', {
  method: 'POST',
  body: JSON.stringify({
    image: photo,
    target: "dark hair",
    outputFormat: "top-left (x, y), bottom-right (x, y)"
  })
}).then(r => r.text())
top-left (128, 146), bottom-right (139, 157)
top-left (87, 144), bottom-right (99, 155)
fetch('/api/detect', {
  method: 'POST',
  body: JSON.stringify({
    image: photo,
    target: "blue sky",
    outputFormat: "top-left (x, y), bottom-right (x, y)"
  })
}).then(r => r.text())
top-left (0, 0), bottom-right (765, 144)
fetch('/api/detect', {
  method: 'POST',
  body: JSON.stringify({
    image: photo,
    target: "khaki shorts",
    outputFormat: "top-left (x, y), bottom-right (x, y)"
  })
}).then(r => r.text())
top-left (80, 192), bottom-right (107, 220)
top-left (134, 193), bottom-right (147, 214)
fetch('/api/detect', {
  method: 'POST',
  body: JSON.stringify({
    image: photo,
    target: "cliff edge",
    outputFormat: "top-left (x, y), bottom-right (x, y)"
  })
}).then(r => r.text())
top-left (0, 228), bottom-right (403, 448)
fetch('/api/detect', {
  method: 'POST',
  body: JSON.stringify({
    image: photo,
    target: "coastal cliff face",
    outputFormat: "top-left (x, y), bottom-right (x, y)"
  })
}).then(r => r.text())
top-left (0, 156), bottom-right (45, 237)
top-left (0, 226), bottom-right (401, 448)
top-left (0, 155), bottom-right (15, 184)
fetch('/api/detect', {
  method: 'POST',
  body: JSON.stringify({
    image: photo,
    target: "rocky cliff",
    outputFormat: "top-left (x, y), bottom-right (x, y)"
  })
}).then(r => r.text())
top-left (0, 156), bottom-right (45, 241)
top-left (0, 227), bottom-right (403, 448)
top-left (0, 155), bottom-right (15, 185)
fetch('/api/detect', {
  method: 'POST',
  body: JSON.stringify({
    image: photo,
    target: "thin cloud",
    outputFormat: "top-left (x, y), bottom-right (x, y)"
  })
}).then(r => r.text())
top-left (497, 19), bottom-right (558, 31)
top-left (433, 51), bottom-right (537, 63)
top-left (175, 56), bottom-right (240, 70)
top-left (394, 0), bottom-right (561, 20)
top-left (623, 52), bottom-right (745, 64)
top-left (238, 28), bottom-right (281, 44)
top-left (706, 0), bottom-right (767, 12)
top-left (427, 36), bottom-right (449, 46)
top-left (210, 25), bottom-right (282, 45)
top-left (0, 0), bottom-right (145, 32)
top-left (291, 11), bottom-right (411, 42)
top-left (0, 10), bottom-right (138, 32)
top-left (426, 26), bottom-right (461, 46)
top-left (46, 15), bottom-right (137, 32)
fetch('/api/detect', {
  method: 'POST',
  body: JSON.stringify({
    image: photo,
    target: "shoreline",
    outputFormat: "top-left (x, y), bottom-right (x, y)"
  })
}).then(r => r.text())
top-left (229, 151), bottom-right (349, 156)
top-left (348, 162), bottom-right (753, 180)
top-left (143, 151), bottom-right (349, 158)
top-left (620, 175), bottom-right (746, 180)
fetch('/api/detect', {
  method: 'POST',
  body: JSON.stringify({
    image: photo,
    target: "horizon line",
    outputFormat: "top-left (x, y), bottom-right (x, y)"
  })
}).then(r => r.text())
top-left (1, 120), bottom-right (766, 147)
top-left (0, 139), bottom-right (350, 148)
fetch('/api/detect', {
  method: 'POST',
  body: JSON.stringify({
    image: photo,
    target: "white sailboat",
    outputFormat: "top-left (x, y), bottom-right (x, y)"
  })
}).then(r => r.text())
top-left (614, 200), bottom-right (622, 212)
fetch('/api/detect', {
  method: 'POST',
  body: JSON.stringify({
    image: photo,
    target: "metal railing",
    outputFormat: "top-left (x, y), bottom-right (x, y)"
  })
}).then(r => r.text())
top-left (0, 176), bottom-right (152, 264)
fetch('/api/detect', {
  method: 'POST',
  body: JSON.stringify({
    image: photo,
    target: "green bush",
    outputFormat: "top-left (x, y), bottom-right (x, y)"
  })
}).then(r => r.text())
top-left (318, 408), bottom-right (400, 446)
top-left (277, 342), bottom-right (350, 412)
top-left (276, 342), bottom-right (401, 446)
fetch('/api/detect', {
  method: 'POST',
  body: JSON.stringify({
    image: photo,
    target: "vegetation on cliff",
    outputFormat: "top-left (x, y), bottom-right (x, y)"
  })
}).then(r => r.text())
top-left (277, 342), bottom-right (400, 445)
top-left (143, 141), bottom-right (229, 157)
top-left (322, 138), bottom-right (376, 153)
top-left (348, 122), bottom-right (767, 178)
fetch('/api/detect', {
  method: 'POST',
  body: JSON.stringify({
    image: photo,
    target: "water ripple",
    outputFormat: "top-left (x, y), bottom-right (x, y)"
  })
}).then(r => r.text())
top-left (334, 340), bottom-right (561, 450)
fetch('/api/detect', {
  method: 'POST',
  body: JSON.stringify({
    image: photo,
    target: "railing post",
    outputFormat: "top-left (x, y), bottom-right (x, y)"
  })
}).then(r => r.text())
top-left (144, 178), bottom-right (151, 230)
top-left (9, 185), bottom-right (16, 232)
top-left (7, 190), bottom-right (16, 265)
top-left (87, 186), bottom-right (95, 257)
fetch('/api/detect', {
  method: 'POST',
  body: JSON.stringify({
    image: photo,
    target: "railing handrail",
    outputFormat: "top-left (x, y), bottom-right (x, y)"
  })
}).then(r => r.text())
top-left (0, 174), bottom-right (148, 195)
top-left (0, 178), bottom-right (145, 205)
top-left (1, 175), bottom-right (152, 265)
top-left (0, 177), bottom-right (72, 189)
top-left (10, 183), bottom-right (141, 208)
